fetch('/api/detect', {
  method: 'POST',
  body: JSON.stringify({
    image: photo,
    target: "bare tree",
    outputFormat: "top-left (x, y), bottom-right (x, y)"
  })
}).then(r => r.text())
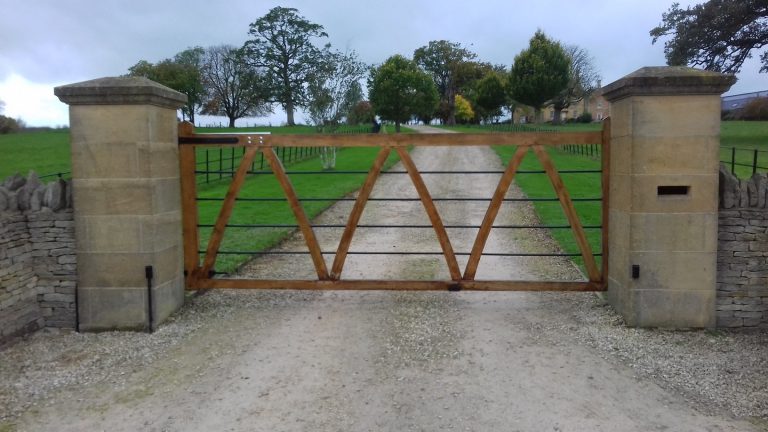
top-left (549, 45), bottom-right (601, 124)
top-left (307, 50), bottom-right (367, 131)
top-left (201, 45), bottom-right (272, 128)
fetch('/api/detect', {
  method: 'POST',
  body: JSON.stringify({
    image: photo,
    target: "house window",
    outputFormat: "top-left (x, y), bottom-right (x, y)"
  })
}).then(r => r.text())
top-left (597, 112), bottom-right (604, 120)
top-left (597, 101), bottom-right (603, 109)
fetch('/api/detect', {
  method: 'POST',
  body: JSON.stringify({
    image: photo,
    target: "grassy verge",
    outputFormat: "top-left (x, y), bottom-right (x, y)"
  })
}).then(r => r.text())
top-left (492, 145), bottom-right (603, 271)
top-left (197, 146), bottom-right (402, 273)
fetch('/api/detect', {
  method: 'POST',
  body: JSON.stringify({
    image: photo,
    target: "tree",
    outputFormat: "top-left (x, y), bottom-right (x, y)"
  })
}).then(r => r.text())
top-left (200, 45), bottom-right (272, 128)
top-left (347, 100), bottom-right (375, 125)
top-left (306, 50), bottom-right (367, 131)
top-left (414, 40), bottom-right (477, 125)
top-left (454, 95), bottom-right (474, 124)
top-left (549, 45), bottom-right (600, 124)
top-left (369, 55), bottom-right (439, 132)
top-left (0, 115), bottom-right (20, 134)
top-left (650, 0), bottom-right (768, 74)
top-left (508, 30), bottom-right (570, 123)
top-left (243, 7), bottom-right (328, 126)
top-left (173, 47), bottom-right (206, 124)
top-left (127, 52), bottom-right (205, 123)
top-left (472, 71), bottom-right (507, 123)
top-left (741, 97), bottom-right (768, 120)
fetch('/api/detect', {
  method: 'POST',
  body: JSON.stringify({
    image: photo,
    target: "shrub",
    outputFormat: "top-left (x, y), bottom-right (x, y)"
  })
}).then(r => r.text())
top-left (576, 112), bottom-right (593, 123)
top-left (741, 97), bottom-right (768, 120)
top-left (0, 115), bottom-right (21, 134)
top-left (454, 95), bottom-right (475, 124)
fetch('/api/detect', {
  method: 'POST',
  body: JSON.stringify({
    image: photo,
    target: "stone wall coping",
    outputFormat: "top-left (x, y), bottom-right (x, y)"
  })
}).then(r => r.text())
top-left (602, 66), bottom-right (736, 102)
top-left (54, 77), bottom-right (187, 109)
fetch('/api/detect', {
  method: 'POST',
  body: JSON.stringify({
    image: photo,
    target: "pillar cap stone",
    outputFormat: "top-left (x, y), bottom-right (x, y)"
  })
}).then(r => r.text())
top-left (54, 76), bottom-right (187, 108)
top-left (602, 66), bottom-right (736, 102)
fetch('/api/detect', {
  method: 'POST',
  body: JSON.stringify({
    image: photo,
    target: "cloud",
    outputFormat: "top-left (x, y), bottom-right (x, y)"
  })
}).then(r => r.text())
top-left (0, 0), bottom-right (761, 126)
top-left (0, 74), bottom-right (68, 127)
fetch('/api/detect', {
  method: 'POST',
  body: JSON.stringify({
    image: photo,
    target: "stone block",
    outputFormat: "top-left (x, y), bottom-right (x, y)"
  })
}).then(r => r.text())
top-left (77, 286), bottom-right (148, 331)
top-left (151, 178), bottom-right (181, 214)
top-left (630, 212), bottom-right (717, 252)
top-left (631, 173), bottom-right (718, 214)
top-left (630, 136), bottom-right (719, 176)
top-left (72, 178), bottom-right (155, 216)
top-left (153, 245), bottom-right (183, 286)
top-left (630, 250), bottom-right (716, 292)
top-left (137, 140), bottom-right (181, 179)
top-left (140, 212), bottom-right (182, 253)
top-left (151, 275), bottom-right (184, 325)
top-left (68, 105), bottom-right (179, 150)
top-left (77, 252), bottom-right (152, 288)
top-left (633, 289), bottom-right (715, 328)
top-left (629, 95), bottom-right (721, 139)
top-left (79, 215), bottom-right (142, 253)
top-left (610, 135), bottom-right (632, 175)
top-left (716, 316), bottom-right (743, 327)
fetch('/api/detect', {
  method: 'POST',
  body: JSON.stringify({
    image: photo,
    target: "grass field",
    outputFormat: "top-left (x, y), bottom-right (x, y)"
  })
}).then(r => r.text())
top-left (197, 147), bottom-right (402, 272)
top-left (0, 130), bottom-right (71, 179)
top-left (0, 123), bottom-right (411, 179)
top-left (719, 121), bottom-right (768, 178)
top-left (492, 145), bottom-right (603, 272)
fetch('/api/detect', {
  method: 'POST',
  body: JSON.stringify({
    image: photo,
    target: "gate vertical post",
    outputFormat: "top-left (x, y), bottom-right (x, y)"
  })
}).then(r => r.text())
top-left (602, 67), bottom-right (735, 327)
top-left (55, 77), bottom-right (187, 331)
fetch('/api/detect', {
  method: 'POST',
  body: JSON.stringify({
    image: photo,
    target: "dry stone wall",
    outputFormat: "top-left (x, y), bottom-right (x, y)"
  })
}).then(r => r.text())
top-left (717, 165), bottom-right (768, 328)
top-left (0, 172), bottom-right (76, 345)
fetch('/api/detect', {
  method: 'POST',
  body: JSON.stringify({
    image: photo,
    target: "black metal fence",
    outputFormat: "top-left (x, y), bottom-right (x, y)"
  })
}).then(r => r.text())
top-left (721, 147), bottom-right (768, 176)
top-left (195, 146), bottom-right (324, 185)
top-left (560, 143), bottom-right (602, 159)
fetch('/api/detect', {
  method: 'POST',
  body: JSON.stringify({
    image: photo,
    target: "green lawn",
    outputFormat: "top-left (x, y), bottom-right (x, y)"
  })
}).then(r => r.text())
top-left (492, 145), bottom-right (603, 272)
top-left (197, 146), bottom-right (402, 273)
top-left (0, 124), bottom-right (411, 179)
top-left (719, 121), bottom-right (768, 178)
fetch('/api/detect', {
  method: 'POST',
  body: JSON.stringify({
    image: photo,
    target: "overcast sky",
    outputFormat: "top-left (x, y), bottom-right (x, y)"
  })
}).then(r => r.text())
top-left (0, 0), bottom-right (764, 127)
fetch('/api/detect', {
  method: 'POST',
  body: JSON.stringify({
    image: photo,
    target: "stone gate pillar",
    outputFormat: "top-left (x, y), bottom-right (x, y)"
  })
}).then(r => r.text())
top-left (55, 77), bottom-right (187, 331)
top-left (602, 66), bottom-right (735, 327)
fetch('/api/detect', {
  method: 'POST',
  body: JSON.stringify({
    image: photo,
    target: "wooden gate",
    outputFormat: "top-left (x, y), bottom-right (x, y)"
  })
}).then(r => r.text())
top-left (178, 120), bottom-right (610, 292)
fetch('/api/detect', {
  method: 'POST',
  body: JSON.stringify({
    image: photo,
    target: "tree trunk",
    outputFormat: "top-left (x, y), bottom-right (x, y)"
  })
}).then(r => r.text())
top-left (395, 121), bottom-right (401, 133)
top-left (286, 100), bottom-right (295, 126)
top-left (446, 91), bottom-right (456, 126)
top-left (189, 111), bottom-right (195, 125)
top-left (228, 117), bottom-right (236, 128)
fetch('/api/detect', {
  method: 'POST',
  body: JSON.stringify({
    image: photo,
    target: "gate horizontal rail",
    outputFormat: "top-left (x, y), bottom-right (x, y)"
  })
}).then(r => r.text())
top-left (178, 120), bottom-right (610, 292)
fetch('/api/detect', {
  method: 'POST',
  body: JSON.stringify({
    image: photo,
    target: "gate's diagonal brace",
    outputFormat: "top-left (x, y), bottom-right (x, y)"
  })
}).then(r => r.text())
top-left (331, 147), bottom-right (392, 280)
top-left (200, 146), bottom-right (259, 278)
top-left (395, 147), bottom-right (462, 281)
top-left (532, 145), bottom-right (601, 282)
top-left (263, 147), bottom-right (330, 280)
top-left (463, 145), bottom-right (528, 280)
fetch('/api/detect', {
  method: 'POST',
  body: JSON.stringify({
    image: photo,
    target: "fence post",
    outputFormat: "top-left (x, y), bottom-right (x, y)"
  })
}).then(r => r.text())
top-left (753, 149), bottom-right (758, 175)
top-left (602, 66), bottom-right (735, 327)
top-left (55, 77), bottom-right (187, 331)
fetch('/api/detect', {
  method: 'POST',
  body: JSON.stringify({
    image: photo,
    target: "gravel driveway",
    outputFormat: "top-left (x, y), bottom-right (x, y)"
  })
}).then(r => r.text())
top-left (1, 130), bottom-right (766, 431)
